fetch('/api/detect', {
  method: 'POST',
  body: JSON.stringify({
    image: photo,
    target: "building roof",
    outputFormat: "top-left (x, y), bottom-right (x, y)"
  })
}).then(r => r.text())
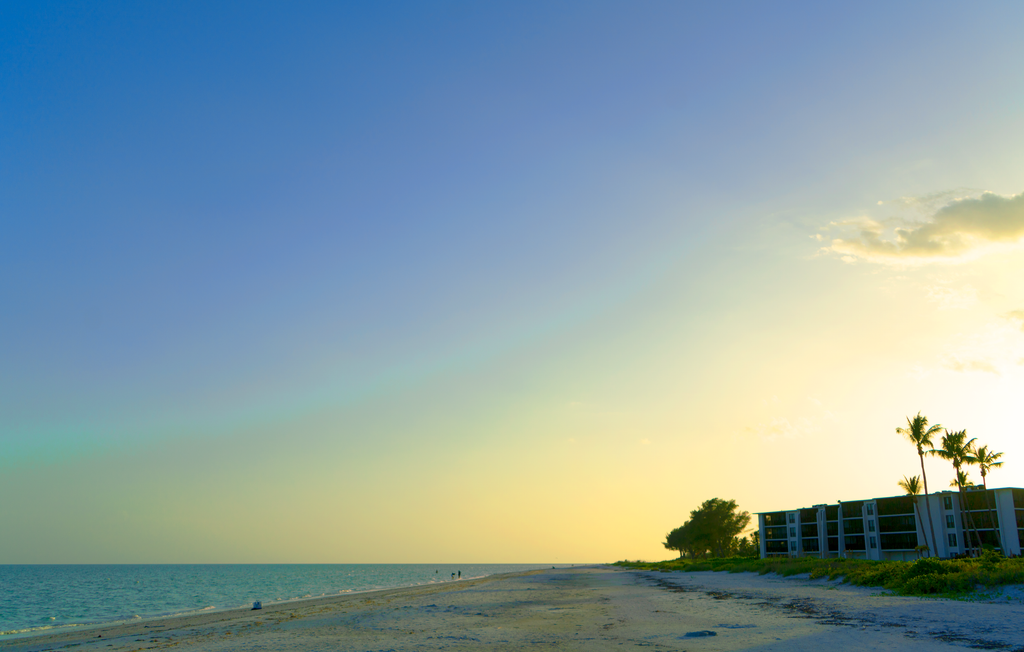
top-left (754, 487), bottom-right (1022, 514)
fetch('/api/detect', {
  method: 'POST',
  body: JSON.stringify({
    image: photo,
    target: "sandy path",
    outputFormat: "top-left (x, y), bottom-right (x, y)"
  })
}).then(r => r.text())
top-left (3, 566), bottom-right (1022, 651)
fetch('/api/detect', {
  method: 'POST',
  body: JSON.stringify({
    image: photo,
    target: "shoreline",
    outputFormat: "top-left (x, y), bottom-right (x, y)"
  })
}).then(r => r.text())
top-left (0, 564), bottom-right (560, 641)
top-left (4, 566), bottom-right (1023, 651)
top-left (0, 568), bottom-right (554, 650)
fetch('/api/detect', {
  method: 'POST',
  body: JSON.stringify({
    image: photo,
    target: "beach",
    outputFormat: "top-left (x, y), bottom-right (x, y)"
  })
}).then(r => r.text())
top-left (3, 566), bottom-right (1022, 651)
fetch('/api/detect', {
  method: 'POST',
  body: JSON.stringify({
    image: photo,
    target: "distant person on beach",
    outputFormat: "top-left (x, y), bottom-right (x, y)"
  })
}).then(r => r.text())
top-left (458, 571), bottom-right (460, 579)
top-left (451, 573), bottom-right (455, 580)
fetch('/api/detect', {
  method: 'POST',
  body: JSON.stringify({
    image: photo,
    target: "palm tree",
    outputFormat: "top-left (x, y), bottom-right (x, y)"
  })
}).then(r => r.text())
top-left (896, 413), bottom-right (942, 558)
top-left (972, 444), bottom-right (1005, 550)
top-left (949, 469), bottom-right (973, 488)
top-left (897, 475), bottom-right (928, 558)
top-left (973, 444), bottom-right (1004, 490)
top-left (898, 474), bottom-right (922, 495)
top-left (932, 429), bottom-right (981, 555)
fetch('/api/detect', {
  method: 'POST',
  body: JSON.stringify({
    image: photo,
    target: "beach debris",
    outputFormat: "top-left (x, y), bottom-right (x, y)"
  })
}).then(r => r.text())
top-left (681, 630), bottom-right (717, 638)
top-left (252, 601), bottom-right (262, 610)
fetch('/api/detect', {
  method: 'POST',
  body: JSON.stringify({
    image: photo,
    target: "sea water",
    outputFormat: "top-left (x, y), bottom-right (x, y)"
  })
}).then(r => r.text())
top-left (0, 564), bottom-right (569, 638)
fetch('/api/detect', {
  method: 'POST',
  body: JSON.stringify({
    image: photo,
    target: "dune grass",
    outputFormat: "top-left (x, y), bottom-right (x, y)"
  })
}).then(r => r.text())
top-left (613, 552), bottom-right (1024, 597)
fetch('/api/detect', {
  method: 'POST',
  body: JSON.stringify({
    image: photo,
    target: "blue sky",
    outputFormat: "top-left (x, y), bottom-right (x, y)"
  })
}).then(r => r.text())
top-left (3, 2), bottom-right (1024, 562)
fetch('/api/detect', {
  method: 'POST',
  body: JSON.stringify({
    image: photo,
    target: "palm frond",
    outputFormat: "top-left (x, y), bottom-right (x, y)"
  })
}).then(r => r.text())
top-left (896, 412), bottom-right (942, 452)
top-left (897, 474), bottom-right (922, 495)
top-left (950, 468), bottom-right (973, 488)
top-left (973, 444), bottom-right (1005, 473)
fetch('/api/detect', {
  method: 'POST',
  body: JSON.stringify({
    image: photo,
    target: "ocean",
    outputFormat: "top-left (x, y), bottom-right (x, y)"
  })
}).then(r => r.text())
top-left (0, 563), bottom-right (570, 638)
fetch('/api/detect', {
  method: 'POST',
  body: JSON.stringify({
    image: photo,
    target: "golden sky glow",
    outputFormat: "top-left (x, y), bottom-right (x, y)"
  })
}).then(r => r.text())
top-left (2, 4), bottom-right (1024, 563)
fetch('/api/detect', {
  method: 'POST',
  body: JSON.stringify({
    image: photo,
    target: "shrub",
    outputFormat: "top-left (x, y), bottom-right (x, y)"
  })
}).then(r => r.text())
top-left (613, 554), bottom-right (1024, 598)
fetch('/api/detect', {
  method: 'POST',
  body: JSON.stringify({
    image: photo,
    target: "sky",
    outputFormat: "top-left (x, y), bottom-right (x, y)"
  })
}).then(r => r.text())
top-left (2, 1), bottom-right (1024, 563)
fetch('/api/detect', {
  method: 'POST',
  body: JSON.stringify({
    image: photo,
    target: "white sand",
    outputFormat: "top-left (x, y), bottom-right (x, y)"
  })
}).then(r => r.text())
top-left (2, 566), bottom-right (1022, 651)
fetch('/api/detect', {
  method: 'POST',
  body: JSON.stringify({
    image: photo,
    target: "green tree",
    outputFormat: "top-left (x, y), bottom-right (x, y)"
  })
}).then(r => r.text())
top-left (663, 525), bottom-right (688, 559)
top-left (898, 474), bottom-right (922, 494)
top-left (896, 413), bottom-right (942, 558)
top-left (663, 520), bottom-right (707, 559)
top-left (949, 469), bottom-right (973, 488)
top-left (933, 429), bottom-right (981, 555)
top-left (687, 498), bottom-right (751, 558)
top-left (735, 531), bottom-right (759, 558)
top-left (971, 443), bottom-right (1004, 550)
top-left (897, 474), bottom-right (928, 557)
top-left (973, 444), bottom-right (1004, 490)
top-left (663, 499), bottom-right (752, 560)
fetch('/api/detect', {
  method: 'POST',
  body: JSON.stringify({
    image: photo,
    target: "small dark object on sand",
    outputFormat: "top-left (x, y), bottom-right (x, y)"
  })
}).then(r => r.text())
top-left (681, 631), bottom-right (717, 638)
top-left (252, 601), bottom-right (262, 610)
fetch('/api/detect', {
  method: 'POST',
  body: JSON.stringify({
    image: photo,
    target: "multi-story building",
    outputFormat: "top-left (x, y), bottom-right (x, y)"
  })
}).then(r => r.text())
top-left (757, 487), bottom-right (1024, 560)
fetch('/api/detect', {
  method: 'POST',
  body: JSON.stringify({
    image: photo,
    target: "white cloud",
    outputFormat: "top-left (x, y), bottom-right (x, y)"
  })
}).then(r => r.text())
top-left (751, 416), bottom-right (814, 442)
top-left (925, 284), bottom-right (978, 310)
top-left (938, 320), bottom-right (1024, 375)
top-left (747, 397), bottom-right (838, 443)
top-left (822, 191), bottom-right (1024, 265)
top-left (879, 188), bottom-right (980, 212)
top-left (944, 358), bottom-right (999, 374)
top-left (907, 365), bottom-right (931, 381)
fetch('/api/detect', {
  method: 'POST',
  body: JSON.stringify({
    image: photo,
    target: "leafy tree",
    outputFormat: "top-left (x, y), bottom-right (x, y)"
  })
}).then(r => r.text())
top-left (663, 525), bottom-right (688, 559)
top-left (663, 498), bottom-right (752, 559)
top-left (663, 521), bottom-right (706, 559)
top-left (735, 531), bottom-right (759, 558)
top-left (687, 498), bottom-right (751, 558)
top-left (896, 413), bottom-right (942, 558)
top-left (897, 474), bottom-right (928, 557)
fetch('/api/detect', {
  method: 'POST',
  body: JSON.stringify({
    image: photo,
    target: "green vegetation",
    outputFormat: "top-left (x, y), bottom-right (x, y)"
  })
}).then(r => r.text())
top-left (974, 444), bottom-right (1005, 550)
top-left (895, 475), bottom-right (930, 559)
top-left (662, 498), bottom-right (753, 559)
top-left (934, 428), bottom-right (983, 552)
top-left (896, 412), bottom-right (942, 557)
top-left (613, 552), bottom-right (1024, 597)
top-left (641, 411), bottom-right (1019, 601)
top-left (897, 412), bottom-right (1007, 558)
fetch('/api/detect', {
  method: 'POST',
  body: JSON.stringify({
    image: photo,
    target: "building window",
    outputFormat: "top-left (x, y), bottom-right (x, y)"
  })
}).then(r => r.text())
top-left (868, 520), bottom-right (875, 532)
top-left (867, 504), bottom-right (874, 515)
top-left (948, 533), bottom-right (957, 548)
top-left (789, 514), bottom-right (795, 524)
top-left (944, 496), bottom-right (953, 510)
top-left (946, 515), bottom-right (955, 529)
top-left (790, 527), bottom-right (796, 538)
top-left (870, 537), bottom-right (877, 549)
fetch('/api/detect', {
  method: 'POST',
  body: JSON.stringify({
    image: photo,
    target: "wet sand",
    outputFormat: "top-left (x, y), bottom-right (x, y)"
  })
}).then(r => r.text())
top-left (3, 566), bottom-right (1022, 651)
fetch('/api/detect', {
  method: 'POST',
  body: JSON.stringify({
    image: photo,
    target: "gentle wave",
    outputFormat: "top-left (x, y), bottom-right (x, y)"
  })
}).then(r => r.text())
top-left (2, 604), bottom-right (221, 637)
top-left (1, 623), bottom-right (90, 636)
top-left (0, 564), bottom-right (572, 638)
